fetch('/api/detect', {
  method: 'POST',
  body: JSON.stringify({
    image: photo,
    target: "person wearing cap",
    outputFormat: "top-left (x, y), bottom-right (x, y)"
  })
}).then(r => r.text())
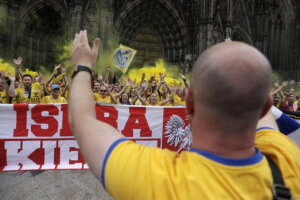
top-left (42, 84), bottom-right (67, 104)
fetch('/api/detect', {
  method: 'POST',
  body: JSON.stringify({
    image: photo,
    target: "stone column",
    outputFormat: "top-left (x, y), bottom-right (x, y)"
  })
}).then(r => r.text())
top-left (100, 7), bottom-right (114, 49)
top-left (69, 3), bottom-right (83, 40)
top-left (0, 2), bottom-right (9, 58)
top-left (207, 23), bottom-right (213, 47)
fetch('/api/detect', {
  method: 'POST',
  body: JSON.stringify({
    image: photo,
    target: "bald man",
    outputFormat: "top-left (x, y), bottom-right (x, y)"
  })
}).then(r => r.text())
top-left (69, 30), bottom-right (300, 200)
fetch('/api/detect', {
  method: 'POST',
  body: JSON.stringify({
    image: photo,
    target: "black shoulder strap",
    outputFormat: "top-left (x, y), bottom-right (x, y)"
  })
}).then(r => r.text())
top-left (265, 155), bottom-right (292, 200)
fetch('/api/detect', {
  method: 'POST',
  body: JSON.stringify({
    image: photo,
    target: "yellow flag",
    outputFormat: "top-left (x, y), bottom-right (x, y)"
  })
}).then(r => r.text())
top-left (52, 73), bottom-right (65, 84)
top-left (112, 44), bottom-right (137, 73)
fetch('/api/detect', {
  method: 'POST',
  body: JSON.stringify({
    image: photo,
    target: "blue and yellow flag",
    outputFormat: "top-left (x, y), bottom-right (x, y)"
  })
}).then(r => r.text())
top-left (112, 44), bottom-right (137, 73)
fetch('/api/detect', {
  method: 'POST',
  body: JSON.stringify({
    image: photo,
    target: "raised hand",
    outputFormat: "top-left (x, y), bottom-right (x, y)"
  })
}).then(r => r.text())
top-left (282, 81), bottom-right (288, 87)
top-left (55, 64), bottom-right (60, 70)
top-left (150, 74), bottom-right (156, 80)
top-left (13, 57), bottom-right (23, 66)
top-left (102, 81), bottom-right (109, 88)
top-left (61, 66), bottom-right (66, 74)
top-left (98, 74), bottom-right (103, 81)
top-left (132, 79), bottom-right (137, 88)
top-left (160, 73), bottom-right (166, 80)
top-left (7, 73), bottom-right (15, 82)
top-left (37, 74), bottom-right (44, 83)
top-left (141, 80), bottom-right (147, 88)
top-left (125, 79), bottom-right (131, 87)
top-left (72, 30), bottom-right (100, 68)
top-left (106, 65), bottom-right (110, 71)
top-left (274, 81), bottom-right (279, 88)
top-left (179, 73), bottom-right (186, 81)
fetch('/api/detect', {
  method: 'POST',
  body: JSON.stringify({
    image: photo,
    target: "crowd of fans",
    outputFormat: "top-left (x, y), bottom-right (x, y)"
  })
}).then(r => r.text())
top-left (0, 57), bottom-right (188, 106)
top-left (1, 56), bottom-right (299, 111)
top-left (272, 81), bottom-right (300, 112)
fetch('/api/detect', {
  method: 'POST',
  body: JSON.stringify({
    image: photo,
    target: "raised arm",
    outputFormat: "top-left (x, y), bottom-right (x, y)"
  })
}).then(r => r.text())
top-left (115, 79), bottom-right (130, 98)
top-left (13, 57), bottom-right (23, 81)
top-left (68, 30), bottom-right (123, 179)
top-left (270, 81), bottom-right (288, 96)
top-left (160, 87), bottom-right (175, 106)
top-left (8, 75), bottom-right (17, 98)
top-left (46, 65), bottom-right (60, 86)
top-left (156, 73), bottom-right (165, 91)
top-left (136, 87), bottom-right (147, 105)
top-left (179, 73), bottom-right (190, 88)
top-left (104, 65), bottom-right (110, 84)
top-left (103, 81), bottom-right (117, 104)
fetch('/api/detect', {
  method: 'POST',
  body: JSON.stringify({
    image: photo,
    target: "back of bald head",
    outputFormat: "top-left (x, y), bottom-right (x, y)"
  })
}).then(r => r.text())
top-left (191, 42), bottom-right (272, 124)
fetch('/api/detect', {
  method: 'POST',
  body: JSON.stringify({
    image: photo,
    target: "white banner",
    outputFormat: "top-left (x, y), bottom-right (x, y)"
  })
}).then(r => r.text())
top-left (0, 104), bottom-right (189, 171)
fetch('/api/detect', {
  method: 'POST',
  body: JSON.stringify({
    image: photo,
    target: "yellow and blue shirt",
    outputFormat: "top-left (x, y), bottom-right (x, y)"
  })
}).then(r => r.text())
top-left (101, 128), bottom-right (300, 200)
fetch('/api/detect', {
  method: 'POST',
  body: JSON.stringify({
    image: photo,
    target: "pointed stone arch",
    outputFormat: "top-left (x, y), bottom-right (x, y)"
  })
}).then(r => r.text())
top-left (232, 26), bottom-right (253, 44)
top-left (18, 4), bottom-right (68, 70)
top-left (20, 0), bottom-right (69, 25)
top-left (114, 0), bottom-right (189, 63)
top-left (130, 24), bottom-right (163, 64)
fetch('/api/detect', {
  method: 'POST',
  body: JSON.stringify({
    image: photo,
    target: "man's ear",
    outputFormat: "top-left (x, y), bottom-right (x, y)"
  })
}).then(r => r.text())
top-left (260, 95), bottom-right (273, 119)
top-left (185, 88), bottom-right (195, 117)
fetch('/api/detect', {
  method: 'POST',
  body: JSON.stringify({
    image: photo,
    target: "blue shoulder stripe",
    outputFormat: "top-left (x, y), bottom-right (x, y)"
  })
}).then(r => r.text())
top-left (101, 138), bottom-right (129, 190)
top-left (190, 148), bottom-right (263, 166)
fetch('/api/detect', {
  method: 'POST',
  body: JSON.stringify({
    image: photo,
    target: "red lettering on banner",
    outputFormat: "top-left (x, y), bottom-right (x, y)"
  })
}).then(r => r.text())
top-left (96, 105), bottom-right (118, 128)
top-left (31, 105), bottom-right (59, 137)
top-left (122, 107), bottom-right (152, 137)
top-left (0, 140), bottom-right (7, 171)
top-left (69, 147), bottom-right (85, 165)
top-left (28, 148), bottom-right (44, 166)
top-left (13, 104), bottom-right (29, 137)
top-left (57, 140), bottom-right (83, 169)
top-left (60, 104), bottom-right (73, 136)
top-left (4, 141), bottom-right (41, 170)
top-left (54, 145), bottom-right (60, 166)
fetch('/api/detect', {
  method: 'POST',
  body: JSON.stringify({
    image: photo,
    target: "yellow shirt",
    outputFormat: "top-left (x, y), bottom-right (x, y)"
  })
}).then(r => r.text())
top-left (30, 82), bottom-right (42, 104)
top-left (63, 89), bottom-right (69, 101)
top-left (146, 102), bottom-right (159, 106)
top-left (42, 95), bottom-right (67, 104)
top-left (103, 128), bottom-right (300, 200)
top-left (93, 93), bottom-right (100, 102)
top-left (0, 90), bottom-right (10, 104)
top-left (96, 95), bottom-right (112, 104)
top-left (134, 99), bottom-right (143, 106)
top-left (11, 88), bottom-right (24, 104)
top-left (159, 96), bottom-right (173, 106)
top-left (173, 94), bottom-right (186, 106)
top-left (16, 82), bottom-right (42, 104)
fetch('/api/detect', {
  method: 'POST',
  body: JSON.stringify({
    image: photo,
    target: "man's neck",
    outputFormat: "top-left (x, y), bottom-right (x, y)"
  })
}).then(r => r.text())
top-left (52, 95), bottom-right (59, 99)
top-left (191, 116), bottom-right (256, 159)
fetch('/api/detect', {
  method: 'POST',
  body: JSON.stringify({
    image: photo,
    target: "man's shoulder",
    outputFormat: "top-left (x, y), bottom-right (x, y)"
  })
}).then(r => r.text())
top-left (255, 128), bottom-right (300, 165)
